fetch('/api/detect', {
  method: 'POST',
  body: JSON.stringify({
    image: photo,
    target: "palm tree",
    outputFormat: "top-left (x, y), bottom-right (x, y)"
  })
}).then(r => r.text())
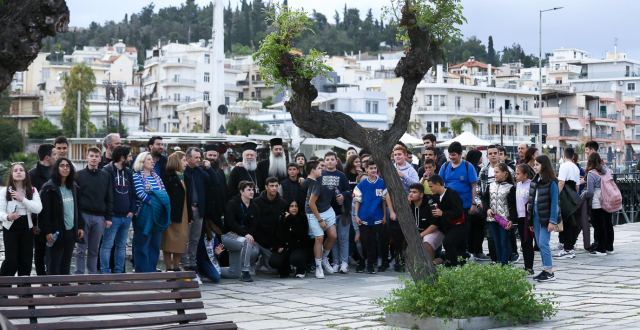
top-left (450, 116), bottom-right (479, 136)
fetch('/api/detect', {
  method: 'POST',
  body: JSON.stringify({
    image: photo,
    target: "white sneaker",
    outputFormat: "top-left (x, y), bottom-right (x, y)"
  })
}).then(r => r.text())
top-left (332, 264), bottom-right (340, 273)
top-left (315, 267), bottom-right (325, 279)
top-left (339, 262), bottom-right (349, 274)
top-left (590, 251), bottom-right (607, 256)
top-left (554, 243), bottom-right (564, 251)
top-left (606, 250), bottom-right (615, 255)
top-left (553, 250), bottom-right (576, 259)
top-left (194, 274), bottom-right (203, 285)
top-left (295, 273), bottom-right (306, 279)
top-left (321, 259), bottom-right (335, 274)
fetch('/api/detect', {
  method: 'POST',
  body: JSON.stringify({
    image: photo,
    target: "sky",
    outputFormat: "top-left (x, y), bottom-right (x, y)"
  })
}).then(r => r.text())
top-left (66, 0), bottom-right (640, 60)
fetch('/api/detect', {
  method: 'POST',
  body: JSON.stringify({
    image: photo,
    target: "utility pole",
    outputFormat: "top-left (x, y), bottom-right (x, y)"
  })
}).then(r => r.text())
top-left (539, 6), bottom-right (563, 147)
top-left (499, 106), bottom-right (504, 146)
top-left (76, 90), bottom-right (81, 138)
top-left (117, 83), bottom-right (124, 136)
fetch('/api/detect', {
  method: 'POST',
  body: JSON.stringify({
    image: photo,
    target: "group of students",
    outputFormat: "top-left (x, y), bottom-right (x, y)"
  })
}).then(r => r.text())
top-left (413, 134), bottom-right (618, 282)
top-left (0, 132), bottom-right (618, 285)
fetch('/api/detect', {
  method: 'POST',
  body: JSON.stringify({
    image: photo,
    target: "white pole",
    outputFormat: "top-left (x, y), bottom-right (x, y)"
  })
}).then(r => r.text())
top-left (77, 90), bottom-right (81, 138)
top-left (210, 0), bottom-right (225, 136)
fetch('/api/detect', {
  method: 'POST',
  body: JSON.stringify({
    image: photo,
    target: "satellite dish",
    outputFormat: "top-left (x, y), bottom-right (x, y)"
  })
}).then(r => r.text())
top-left (217, 104), bottom-right (228, 115)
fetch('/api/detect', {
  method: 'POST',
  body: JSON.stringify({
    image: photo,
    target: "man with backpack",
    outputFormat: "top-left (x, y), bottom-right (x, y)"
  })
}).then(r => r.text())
top-left (438, 142), bottom-right (478, 259)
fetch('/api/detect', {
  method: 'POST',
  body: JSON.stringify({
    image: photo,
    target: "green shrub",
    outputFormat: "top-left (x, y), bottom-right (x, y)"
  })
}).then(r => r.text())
top-left (376, 263), bottom-right (556, 324)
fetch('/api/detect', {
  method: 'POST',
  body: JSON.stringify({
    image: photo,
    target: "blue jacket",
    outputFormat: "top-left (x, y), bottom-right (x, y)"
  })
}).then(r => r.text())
top-left (135, 190), bottom-right (171, 236)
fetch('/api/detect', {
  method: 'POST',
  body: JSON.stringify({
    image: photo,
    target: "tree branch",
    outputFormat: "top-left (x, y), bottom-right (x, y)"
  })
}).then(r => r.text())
top-left (0, 0), bottom-right (69, 91)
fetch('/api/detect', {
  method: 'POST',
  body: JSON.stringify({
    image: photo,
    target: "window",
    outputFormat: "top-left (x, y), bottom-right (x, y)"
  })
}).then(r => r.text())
top-left (388, 97), bottom-right (394, 109)
top-left (251, 91), bottom-right (255, 98)
top-left (439, 95), bottom-right (446, 107)
top-left (426, 122), bottom-right (432, 133)
top-left (225, 96), bottom-right (230, 105)
top-left (434, 122), bottom-right (439, 133)
top-left (330, 104), bottom-right (335, 110)
top-left (251, 75), bottom-right (255, 82)
top-left (366, 101), bottom-right (379, 114)
top-left (599, 105), bottom-right (607, 117)
top-left (173, 93), bottom-right (180, 101)
top-left (425, 95), bottom-right (433, 106)
top-left (629, 83), bottom-right (636, 91)
top-left (474, 97), bottom-right (480, 109)
top-left (489, 98), bottom-right (495, 109)
top-left (255, 89), bottom-right (261, 99)
top-left (555, 78), bottom-right (563, 85)
top-left (203, 91), bottom-right (209, 101)
top-left (523, 100), bottom-right (529, 111)
top-left (455, 96), bottom-right (461, 110)
top-left (204, 72), bottom-right (210, 82)
top-left (204, 54), bottom-right (210, 64)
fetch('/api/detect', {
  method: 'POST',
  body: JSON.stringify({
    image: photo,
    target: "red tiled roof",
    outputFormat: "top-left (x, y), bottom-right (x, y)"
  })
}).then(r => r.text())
top-left (449, 60), bottom-right (498, 71)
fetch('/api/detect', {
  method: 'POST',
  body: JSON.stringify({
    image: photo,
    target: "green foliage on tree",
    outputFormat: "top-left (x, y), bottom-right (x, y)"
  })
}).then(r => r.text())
top-left (0, 119), bottom-right (24, 159)
top-left (501, 43), bottom-right (539, 67)
top-left (0, 89), bottom-right (11, 116)
top-left (60, 63), bottom-right (96, 137)
top-left (450, 116), bottom-right (479, 135)
top-left (94, 119), bottom-right (128, 138)
top-left (230, 43), bottom-right (253, 56)
top-left (226, 116), bottom-right (268, 136)
top-left (487, 35), bottom-right (498, 66)
top-left (28, 118), bottom-right (63, 139)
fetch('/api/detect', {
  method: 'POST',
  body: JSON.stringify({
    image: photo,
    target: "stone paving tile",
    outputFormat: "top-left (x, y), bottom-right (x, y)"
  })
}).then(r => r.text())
top-left (340, 320), bottom-right (386, 328)
top-left (236, 319), bottom-right (305, 329)
top-left (272, 311), bottom-right (318, 320)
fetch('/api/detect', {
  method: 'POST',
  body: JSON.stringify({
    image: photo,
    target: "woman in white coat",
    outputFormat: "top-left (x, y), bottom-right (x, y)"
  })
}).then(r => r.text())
top-left (0, 162), bottom-right (43, 276)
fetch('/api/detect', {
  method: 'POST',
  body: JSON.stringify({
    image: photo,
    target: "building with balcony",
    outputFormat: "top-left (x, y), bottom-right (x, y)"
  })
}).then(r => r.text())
top-left (10, 42), bottom-right (143, 135)
top-left (142, 40), bottom-right (242, 133)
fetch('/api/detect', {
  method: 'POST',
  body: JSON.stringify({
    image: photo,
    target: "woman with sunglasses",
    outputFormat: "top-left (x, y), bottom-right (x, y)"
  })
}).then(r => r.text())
top-left (0, 162), bottom-right (43, 277)
top-left (39, 158), bottom-right (84, 275)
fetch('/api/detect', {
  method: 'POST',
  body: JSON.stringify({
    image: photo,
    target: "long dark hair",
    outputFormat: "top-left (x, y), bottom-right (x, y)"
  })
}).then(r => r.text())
top-left (50, 157), bottom-right (76, 188)
top-left (344, 155), bottom-right (360, 174)
top-left (494, 162), bottom-right (514, 184)
top-left (534, 155), bottom-right (556, 183)
top-left (586, 152), bottom-right (604, 174)
top-left (524, 147), bottom-right (538, 165)
top-left (5, 163), bottom-right (34, 201)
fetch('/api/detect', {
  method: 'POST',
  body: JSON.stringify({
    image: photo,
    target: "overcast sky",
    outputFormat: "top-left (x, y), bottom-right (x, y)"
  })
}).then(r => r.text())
top-left (66, 0), bottom-right (640, 59)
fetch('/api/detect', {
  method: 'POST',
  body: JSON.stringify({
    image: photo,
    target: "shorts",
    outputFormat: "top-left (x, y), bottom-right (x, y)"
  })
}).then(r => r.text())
top-left (307, 209), bottom-right (337, 238)
top-left (423, 231), bottom-right (445, 250)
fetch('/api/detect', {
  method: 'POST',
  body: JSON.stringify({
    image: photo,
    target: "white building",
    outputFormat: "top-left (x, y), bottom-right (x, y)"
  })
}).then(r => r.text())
top-left (142, 40), bottom-right (242, 133)
top-left (11, 40), bottom-right (143, 135)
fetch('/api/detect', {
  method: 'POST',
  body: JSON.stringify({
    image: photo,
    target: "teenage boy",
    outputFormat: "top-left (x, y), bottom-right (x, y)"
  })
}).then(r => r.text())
top-left (419, 159), bottom-right (436, 195)
top-left (428, 175), bottom-right (466, 266)
top-left (280, 163), bottom-right (305, 207)
top-left (321, 152), bottom-right (350, 273)
top-left (29, 144), bottom-right (56, 275)
top-left (408, 183), bottom-right (443, 261)
top-left (305, 160), bottom-right (338, 279)
top-left (353, 161), bottom-right (392, 274)
top-left (75, 147), bottom-right (113, 274)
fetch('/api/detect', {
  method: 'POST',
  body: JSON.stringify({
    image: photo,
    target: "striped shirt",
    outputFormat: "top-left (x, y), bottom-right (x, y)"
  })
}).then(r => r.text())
top-left (133, 171), bottom-right (165, 203)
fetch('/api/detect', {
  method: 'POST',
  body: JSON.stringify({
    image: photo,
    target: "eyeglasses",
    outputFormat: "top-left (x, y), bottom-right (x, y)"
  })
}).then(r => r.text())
top-left (59, 163), bottom-right (71, 168)
top-left (10, 162), bottom-right (24, 166)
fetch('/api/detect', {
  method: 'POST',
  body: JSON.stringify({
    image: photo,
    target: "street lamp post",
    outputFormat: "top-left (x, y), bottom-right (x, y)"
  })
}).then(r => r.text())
top-left (499, 106), bottom-right (504, 146)
top-left (538, 6), bottom-right (563, 147)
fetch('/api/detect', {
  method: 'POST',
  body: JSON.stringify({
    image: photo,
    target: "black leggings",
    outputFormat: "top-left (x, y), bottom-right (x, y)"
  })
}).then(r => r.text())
top-left (47, 229), bottom-right (76, 275)
top-left (269, 248), bottom-right (307, 276)
top-left (0, 216), bottom-right (33, 276)
top-left (516, 217), bottom-right (534, 270)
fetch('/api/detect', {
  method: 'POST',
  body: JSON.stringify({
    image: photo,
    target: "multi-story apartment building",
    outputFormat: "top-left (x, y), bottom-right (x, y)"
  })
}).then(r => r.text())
top-left (10, 40), bottom-right (142, 134)
top-left (142, 40), bottom-right (242, 133)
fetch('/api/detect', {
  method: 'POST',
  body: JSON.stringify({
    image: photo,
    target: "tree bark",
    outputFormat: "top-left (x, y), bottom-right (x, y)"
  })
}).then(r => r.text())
top-left (0, 0), bottom-right (70, 92)
top-left (284, 3), bottom-right (444, 283)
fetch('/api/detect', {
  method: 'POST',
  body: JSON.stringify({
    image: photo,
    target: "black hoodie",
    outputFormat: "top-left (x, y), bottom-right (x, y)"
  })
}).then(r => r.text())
top-left (253, 191), bottom-right (288, 249)
top-left (412, 196), bottom-right (436, 232)
top-left (75, 167), bottom-right (113, 220)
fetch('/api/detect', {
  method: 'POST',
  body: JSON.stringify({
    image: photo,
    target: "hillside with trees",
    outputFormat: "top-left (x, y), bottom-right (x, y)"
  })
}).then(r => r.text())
top-left (41, 0), bottom-right (539, 67)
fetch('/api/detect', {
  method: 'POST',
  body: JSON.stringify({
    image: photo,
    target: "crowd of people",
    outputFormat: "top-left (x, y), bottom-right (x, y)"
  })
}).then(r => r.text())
top-left (0, 132), bottom-right (619, 284)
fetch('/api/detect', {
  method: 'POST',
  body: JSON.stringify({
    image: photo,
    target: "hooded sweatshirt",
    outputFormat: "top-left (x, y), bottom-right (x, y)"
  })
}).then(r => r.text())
top-left (253, 190), bottom-right (288, 248)
top-left (395, 162), bottom-right (420, 191)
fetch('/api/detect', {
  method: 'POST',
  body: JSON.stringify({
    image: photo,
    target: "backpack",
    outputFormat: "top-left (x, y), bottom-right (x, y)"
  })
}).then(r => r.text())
top-left (593, 169), bottom-right (622, 213)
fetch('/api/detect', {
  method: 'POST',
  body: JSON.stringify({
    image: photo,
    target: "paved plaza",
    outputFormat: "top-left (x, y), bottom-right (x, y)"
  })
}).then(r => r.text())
top-left (1, 222), bottom-right (640, 329)
top-left (202, 222), bottom-right (640, 329)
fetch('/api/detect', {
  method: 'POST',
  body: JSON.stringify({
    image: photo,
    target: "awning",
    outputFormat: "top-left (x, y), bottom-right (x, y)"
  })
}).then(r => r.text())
top-left (594, 120), bottom-right (617, 128)
top-left (632, 145), bottom-right (640, 153)
top-left (565, 118), bottom-right (584, 130)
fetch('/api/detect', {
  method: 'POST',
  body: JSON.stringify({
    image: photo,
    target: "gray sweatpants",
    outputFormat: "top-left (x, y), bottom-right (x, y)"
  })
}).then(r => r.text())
top-left (75, 213), bottom-right (105, 274)
top-left (221, 232), bottom-right (259, 277)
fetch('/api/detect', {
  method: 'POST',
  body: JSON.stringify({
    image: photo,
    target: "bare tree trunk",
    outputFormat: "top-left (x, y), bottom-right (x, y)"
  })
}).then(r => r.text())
top-left (0, 0), bottom-right (70, 91)
top-left (282, 3), bottom-right (446, 282)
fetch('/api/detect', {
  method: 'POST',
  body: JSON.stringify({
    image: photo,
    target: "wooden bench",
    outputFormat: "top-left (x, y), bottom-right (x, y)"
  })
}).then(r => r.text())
top-left (0, 271), bottom-right (236, 330)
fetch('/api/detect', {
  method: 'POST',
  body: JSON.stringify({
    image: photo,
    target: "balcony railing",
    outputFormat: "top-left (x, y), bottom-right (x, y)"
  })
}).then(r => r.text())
top-left (591, 113), bottom-right (620, 120)
top-left (559, 130), bottom-right (581, 137)
top-left (559, 108), bottom-right (583, 117)
top-left (161, 58), bottom-right (197, 66)
top-left (159, 78), bottom-right (197, 86)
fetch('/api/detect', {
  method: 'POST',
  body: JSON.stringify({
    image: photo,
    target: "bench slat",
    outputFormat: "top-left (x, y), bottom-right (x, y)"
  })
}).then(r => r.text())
top-left (13, 313), bottom-right (208, 330)
top-left (0, 281), bottom-right (198, 296)
top-left (2, 302), bottom-right (204, 319)
top-left (0, 291), bottom-right (201, 307)
top-left (0, 272), bottom-right (196, 285)
top-left (156, 321), bottom-right (238, 329)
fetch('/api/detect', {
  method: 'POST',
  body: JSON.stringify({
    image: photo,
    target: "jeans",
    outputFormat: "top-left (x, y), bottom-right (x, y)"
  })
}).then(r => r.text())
top-left (221, 232), bottom-right (259, 277)
top-left (133, 229), bottom-right (162, 273)
top-left (182, 208), bottom-right (203, 268)
top-left (100, 216), bottom-right (131, 273)
top-left (532, 208), bottom-right (553, 271)
top-left (331, 214), bottom-right (351, 265)
top-left (75, 213), bottom-right (106, 274)
top-left (488, 222), bottom-right (511, 265)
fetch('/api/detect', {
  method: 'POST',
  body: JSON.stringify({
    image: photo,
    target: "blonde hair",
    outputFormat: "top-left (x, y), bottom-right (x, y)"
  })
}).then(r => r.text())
top-left (167, 151), bottom-right (185, 172)
top-left (133, 151), bottom-right (151, 172)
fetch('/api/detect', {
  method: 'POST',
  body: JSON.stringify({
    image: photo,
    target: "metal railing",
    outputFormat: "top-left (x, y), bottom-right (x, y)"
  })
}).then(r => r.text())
top-left (613, 172), bottom-right (640, 224)
top-left (559, 130), bottom-right (581, 137)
